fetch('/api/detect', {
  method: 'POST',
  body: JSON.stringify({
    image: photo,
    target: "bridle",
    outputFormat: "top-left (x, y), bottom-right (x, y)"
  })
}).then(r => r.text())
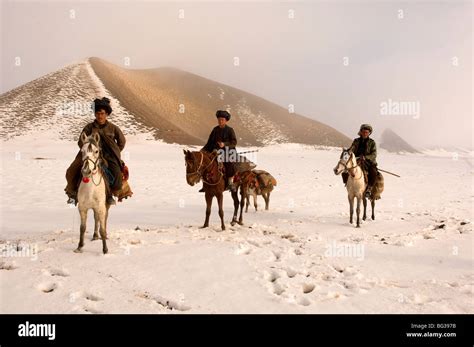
top-left (186, 151), bottom-right (224, 186)
top-left (82, 144), bottom-right (103, 186)
top-left (339, 152), bottom-right (362, 179)
top-left (186, 152), bottom-right (204, 176)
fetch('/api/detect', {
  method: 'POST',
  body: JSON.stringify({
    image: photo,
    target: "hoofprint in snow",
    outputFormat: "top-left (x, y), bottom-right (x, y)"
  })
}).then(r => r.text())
top-left (0, 137), bottom-right (472, 313)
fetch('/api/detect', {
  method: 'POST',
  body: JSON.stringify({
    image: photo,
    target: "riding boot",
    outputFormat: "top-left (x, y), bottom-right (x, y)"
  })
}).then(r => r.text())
top-left (105, 182), bottom-right (116, 205)
top-left (106, 193), bottom-right (116, 205)
top-left (342, 172), bottom-right (349, 186)
top-left (227, 176), bottom-right (235, 191)
top-left (66, 191), bottom-right (77, 205)
top-left (365, 185), bottom-right (373, 198)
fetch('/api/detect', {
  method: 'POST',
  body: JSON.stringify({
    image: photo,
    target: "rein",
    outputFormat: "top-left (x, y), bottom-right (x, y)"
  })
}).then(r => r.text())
top-left (186, 152), bottom-right (204, 176)
top-left (82, 151), bottom-right (103, 186)
top-left (340, 153), bottom-right (363, 179)
top-left (186, 152), bottom-right (224, 186)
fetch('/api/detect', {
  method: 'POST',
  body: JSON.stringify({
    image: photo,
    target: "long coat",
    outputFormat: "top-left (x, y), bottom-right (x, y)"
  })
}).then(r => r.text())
top-left (202, 125), bottom-right (237, 153)
top-left (78, 120), bottom-right (126, 167)
top-left (349, 137), bottom-right (377, 166)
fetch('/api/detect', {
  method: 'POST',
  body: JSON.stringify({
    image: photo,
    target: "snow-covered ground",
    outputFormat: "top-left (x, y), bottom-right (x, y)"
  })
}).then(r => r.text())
top-left (0, 136), bottom-right (472, 313)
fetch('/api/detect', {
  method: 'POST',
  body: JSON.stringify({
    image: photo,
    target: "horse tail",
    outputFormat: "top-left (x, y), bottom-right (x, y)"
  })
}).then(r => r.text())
top-left (372, 172), bottom-right (384, 200)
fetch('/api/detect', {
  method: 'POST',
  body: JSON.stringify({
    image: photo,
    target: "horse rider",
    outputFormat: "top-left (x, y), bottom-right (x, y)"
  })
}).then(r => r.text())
top-left (64, 97), bottom-right (126, 206)
top-left (343, 123), bottom-right (378, 198)
top-left (199, 110), bottom-right (237, 192)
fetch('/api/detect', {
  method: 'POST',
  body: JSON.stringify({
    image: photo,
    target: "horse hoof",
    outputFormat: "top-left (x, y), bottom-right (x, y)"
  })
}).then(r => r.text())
top-left (356, 225), bottom-right (360, 228)
top-left (91, 236), bottom-right (99, 241)
top-left (74, 248), bottom-right (83, 253)
top-left (238, 221), bottom-right (244, 226)
top-left (362, 217), bottom-right (366, 221)
top-left (199, 225), bottom-right (208, 229)
top-left (221, 226), bottom-right (226, 231)
top-left (372, 217), bottom-right (375, 220)
top-left (103, 249), bottom-right (108, 254)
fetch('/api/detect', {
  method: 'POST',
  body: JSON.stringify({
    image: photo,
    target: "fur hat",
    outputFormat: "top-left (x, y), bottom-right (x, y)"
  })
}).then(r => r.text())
top-left (93, 97), bottom-right (112, 115)
top-left (358, 123), bottom-right (373, 135)
top-left (216, 110), bottom-right (231, 121)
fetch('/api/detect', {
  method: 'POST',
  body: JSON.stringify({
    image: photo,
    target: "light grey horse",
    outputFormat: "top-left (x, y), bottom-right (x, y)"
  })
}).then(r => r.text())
top-left (74, 132), bottom-right (110, 254)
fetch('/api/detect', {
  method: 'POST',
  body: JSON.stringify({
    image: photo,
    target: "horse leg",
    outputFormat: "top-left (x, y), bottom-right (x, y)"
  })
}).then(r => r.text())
top-left (356, 197), bottom-right (361, 228)
top-left (238, 186), bottom-right (245, 225)
top-left (74, 209), bottom-right (87, 253)
top-left (264, 192), bottom-right (269, 210)
top-left (217, 193), bottom-right (225, 231)
top-left (200, 192), bottom-right (212, 228)
top-left (348, 195), bottom-right (354, 225)
top-left (231, 190), bottom-right (239, 226)
top-left (254, 192), bottom-right (258, 211)
top-left (97, 207), bottom-right (108, 254)
top-left (362, 197), bottom-right (367, 221)
top-left (371, 199), bottom-right (375, 220)
top-left (92, 209), bottom-right (100, 240)
top-left (104, 205), bottom-right (110, 239)
top-left (245, 193), bottom-right (249, 213)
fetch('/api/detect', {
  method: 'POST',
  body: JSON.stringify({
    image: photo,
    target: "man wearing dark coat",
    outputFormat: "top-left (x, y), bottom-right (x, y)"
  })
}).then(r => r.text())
top-left (200, 110), bottom-right (237, 191)
top-left (343, 123), bottom-right (378, 198)
top-left (64, 97), bottom-right (126, 205)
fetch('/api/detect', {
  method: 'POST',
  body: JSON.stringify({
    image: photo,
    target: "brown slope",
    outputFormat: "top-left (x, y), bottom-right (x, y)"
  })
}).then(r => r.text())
top-left (89, 57), bottom-right (350, 147)
top-left (380, 128), bottom-right (419, 153)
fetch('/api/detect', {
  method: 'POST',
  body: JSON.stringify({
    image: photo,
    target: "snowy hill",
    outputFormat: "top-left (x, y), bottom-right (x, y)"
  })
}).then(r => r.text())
top-left (0, 60), bottom-right (153, 142)
top-left (379, 129), bottom-right (419, 154)
top-left (0, 58), bottom-right (351, 147)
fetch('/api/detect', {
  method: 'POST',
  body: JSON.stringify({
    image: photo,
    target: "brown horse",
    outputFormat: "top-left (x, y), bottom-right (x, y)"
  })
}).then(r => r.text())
top-left (184, 150), bottom-right (249, 230)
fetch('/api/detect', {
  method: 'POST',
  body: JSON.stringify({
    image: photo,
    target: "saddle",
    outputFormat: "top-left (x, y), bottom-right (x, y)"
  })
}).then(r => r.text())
top-left (77, 161), bottom-right (133, 202)
top-left (356, 158), bottom-right (370, 185)
top-left (252, 170), bottom-right (277, 189)
top-left (233, 170), bottom-right (276, 192)
top-left (205, 158), bottom-right (225, 183)
top-left (115, 164), bottom-right (133, 202)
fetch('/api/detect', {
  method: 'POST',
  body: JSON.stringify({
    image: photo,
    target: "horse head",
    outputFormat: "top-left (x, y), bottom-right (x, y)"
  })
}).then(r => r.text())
top-left (183, 149), bottom-right (209, 186)
top-left (80, 132), bottom-right (101, 178)
top-left (334, 147), bottom-right (353, 175)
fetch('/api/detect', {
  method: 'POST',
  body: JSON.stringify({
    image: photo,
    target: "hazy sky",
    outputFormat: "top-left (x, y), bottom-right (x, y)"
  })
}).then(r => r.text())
top-left (1, 0), bottom-right (472, 148)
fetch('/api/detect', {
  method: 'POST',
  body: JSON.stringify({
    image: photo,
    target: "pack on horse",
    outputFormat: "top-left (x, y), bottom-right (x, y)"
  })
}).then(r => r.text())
top-left (333, 124), bottom-right (384, 227)
top-left (184, 110), bottom-right (255, 230)
top-left (245, 169), bottom-right (277, 212)
top-left (65, 97), bottom-right (133, 253)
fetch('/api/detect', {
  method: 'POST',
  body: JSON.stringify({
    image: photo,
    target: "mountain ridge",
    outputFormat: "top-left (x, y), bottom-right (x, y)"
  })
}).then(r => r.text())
top-left (0, 57), bottom-right (351, 147)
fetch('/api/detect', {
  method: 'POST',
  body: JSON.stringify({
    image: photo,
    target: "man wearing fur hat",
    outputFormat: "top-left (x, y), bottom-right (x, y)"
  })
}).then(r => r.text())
top-left (343, 124), bottom-right (378, 198)
top-left (64, 97), bottom-right (126, 205)
top-left (200, 110), bottom-right (237, 191)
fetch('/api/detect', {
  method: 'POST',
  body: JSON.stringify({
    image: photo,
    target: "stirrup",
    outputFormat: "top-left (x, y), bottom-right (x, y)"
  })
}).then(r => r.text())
top-left (365, 187), bottom-right (372, 198)
top-left (107, 196), bottom-right (116, 205)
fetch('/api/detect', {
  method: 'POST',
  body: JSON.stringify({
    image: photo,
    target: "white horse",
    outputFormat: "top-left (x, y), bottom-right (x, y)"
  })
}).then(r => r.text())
top-left (74, 132), bottom-right (110, 254)
top-left (333, 148), bottom-right (367, 228)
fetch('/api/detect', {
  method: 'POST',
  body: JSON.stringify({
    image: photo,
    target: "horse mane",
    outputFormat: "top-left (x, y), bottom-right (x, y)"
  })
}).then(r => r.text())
top-left (340, 149), bottom-right (351, 159)
top-left (86, 136), bottom-right (100, 151)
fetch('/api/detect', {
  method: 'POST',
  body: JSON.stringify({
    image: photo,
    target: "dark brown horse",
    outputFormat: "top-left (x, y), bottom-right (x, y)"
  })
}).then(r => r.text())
top-left (183, 150), bottom-right (250, 230)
